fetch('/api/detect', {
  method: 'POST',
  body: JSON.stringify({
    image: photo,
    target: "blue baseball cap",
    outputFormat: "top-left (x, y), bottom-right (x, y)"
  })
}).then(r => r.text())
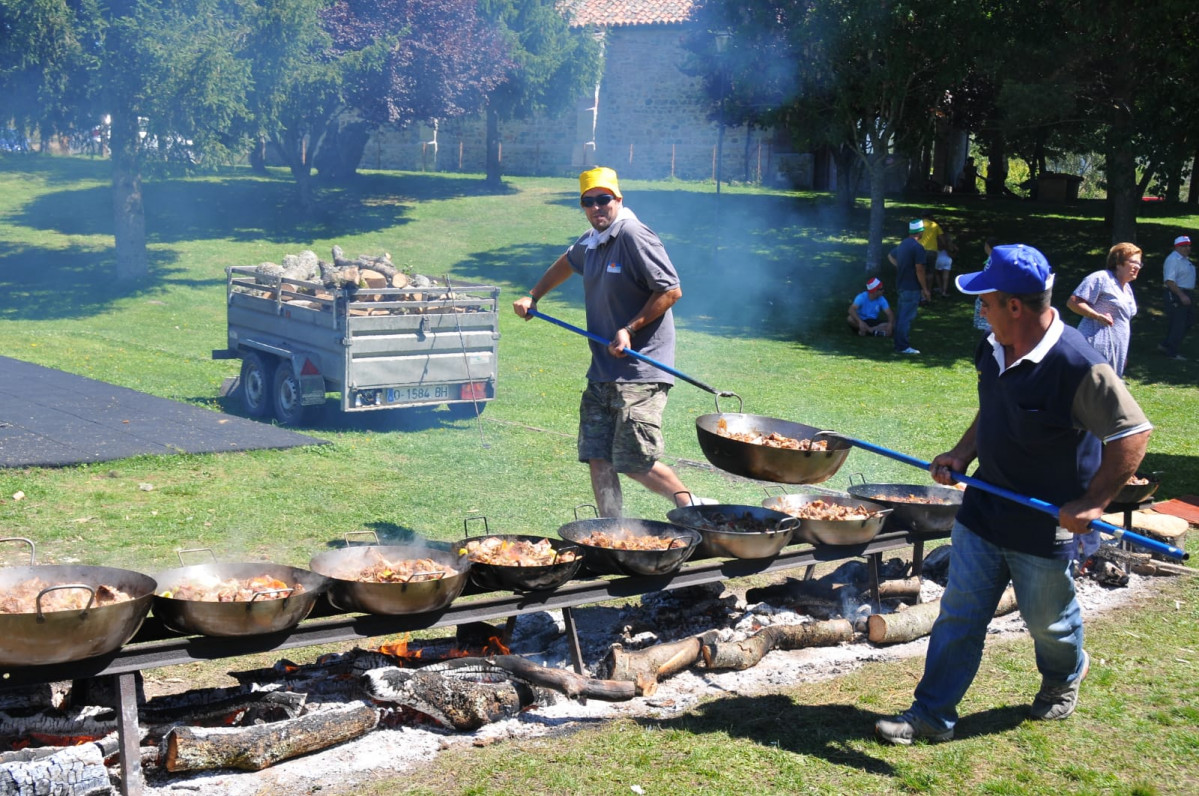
top-left (955, 244), bottom-right (1055, 295)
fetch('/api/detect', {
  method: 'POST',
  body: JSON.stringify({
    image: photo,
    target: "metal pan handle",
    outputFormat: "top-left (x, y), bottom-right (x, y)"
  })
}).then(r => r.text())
top-left (572, 503), bottom-right (600, 521)
top-left (36, 583), bottom-right (96, 620)
top-left (462, 515), bottom-right (490, 536)
top-left (344, 530), bottom-right (381, 547)
top-left (712, 393), bottom-right (744, 414)
top-left (175, 547), bottom-right (218, 567)
top-left (248, 587), bottom-right (295, 603)
top-left (0, 536), bottom-right (36, 565)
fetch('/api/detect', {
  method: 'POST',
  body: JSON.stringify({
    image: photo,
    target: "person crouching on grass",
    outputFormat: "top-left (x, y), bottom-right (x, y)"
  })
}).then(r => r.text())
top-left (847, 277), bottom-right (895, 337)
top-left (875, 243), bottom-right (1152, 745)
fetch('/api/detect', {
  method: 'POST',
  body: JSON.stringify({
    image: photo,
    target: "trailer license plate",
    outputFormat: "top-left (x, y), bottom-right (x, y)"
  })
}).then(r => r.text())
top-left (387, 385), bottom-right (454, 403)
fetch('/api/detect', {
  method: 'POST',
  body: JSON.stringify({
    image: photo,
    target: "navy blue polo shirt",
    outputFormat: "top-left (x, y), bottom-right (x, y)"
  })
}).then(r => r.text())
top-left (957, 313), bottom-right (1152, 559)
top-left (889, 237), bottom-right (925, 291)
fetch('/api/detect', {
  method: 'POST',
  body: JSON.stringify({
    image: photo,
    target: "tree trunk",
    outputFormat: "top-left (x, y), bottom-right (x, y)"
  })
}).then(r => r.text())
top-left (1188, 148), bottom-right (1199, 205)
top-left (110, 110), bottom-right (147, 283)
top-left (985, 133), bottom-right (1008, 197)
top-left (865, 154), bottom-right (888, 273)
top-left (485, 105), bottom-right (502, 188)
top-left (832, 144), bottom-right (857, 220)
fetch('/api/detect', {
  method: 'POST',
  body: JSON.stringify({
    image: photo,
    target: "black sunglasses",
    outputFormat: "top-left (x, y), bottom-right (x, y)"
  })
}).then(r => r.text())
top-left (580, 194), bottom-right (617, 208)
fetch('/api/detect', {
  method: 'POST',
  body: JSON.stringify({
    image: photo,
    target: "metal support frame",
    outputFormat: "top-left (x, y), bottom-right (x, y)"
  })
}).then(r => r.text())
top-left (4, 530), bottom-right (940, 794)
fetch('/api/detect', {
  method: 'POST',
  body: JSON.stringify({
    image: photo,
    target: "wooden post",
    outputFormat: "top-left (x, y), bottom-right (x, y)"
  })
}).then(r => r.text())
top-left (629, 143), bottom-right (634, 166)
top-left (671, 144), bottom-right (676, 178)
top-left (458, 140), bottom-right (464, 171)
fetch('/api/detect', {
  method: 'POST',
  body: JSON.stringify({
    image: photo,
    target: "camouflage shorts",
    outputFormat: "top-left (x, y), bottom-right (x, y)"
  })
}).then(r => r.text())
top-left (577, 382), bottom-right (670, 473)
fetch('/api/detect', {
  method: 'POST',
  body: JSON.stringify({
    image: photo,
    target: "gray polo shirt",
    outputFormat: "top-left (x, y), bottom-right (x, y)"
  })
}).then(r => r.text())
top-left (565, 210), bottom-right (679, 383)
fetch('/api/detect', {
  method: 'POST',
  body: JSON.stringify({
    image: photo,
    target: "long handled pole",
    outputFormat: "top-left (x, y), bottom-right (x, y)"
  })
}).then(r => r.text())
top-left (827, 433), bottom-right (1187, 561)
top-left (526, 307), bottom-right (735, 397)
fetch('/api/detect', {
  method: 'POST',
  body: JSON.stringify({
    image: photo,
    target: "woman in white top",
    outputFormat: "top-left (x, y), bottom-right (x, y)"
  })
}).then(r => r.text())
top-left (1066, 242), bottom-right (1142, 377)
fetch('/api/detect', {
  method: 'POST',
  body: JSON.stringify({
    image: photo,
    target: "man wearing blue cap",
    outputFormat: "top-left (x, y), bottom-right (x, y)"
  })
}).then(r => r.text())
top-left (876, 244), bottom-right (1153, 745)
top-left (886, 219), bottom-right (930, 355)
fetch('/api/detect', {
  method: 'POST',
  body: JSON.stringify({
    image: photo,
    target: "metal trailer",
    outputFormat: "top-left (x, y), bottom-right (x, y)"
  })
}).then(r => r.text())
top-left (213, 266), bottom-right (500, 425)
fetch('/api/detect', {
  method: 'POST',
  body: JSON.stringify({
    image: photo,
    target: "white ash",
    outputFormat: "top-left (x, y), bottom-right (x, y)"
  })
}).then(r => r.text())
top-left (137, 567), bottom-right (1147, 796)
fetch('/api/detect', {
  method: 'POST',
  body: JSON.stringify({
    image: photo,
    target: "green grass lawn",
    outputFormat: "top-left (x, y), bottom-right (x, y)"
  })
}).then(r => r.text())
top-left (0, 155), bottom-right (1195, 794)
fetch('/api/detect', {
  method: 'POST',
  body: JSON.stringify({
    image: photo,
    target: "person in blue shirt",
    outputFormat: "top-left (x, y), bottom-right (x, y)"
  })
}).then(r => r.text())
top-left (847, 277), bottom-right (895, 337)
top-left (876, 243), bottom-right (1152, 746)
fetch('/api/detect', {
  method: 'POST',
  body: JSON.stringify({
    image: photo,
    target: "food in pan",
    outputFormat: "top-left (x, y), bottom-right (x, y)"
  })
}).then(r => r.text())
top-left (685, 511), bottom-right (777, 533)
top-left (0, 578), bottom-right (136, 614)
top-left (1126, 474), bottom-right (1150, 486)
top-left (890, 494), bottom-right (956, 505)
top-left (343, 551), bottom-right (448, 583)
top-left (160, 574), bottom-right (303, 602)
top-left (781, 499), bottom-right (878, 521)
top-left (715, 418), bottom-right (828, 450)
top-left (461, 536), bottom-right (577, 566)
top-left (578, 530), bottom-right (690, 551)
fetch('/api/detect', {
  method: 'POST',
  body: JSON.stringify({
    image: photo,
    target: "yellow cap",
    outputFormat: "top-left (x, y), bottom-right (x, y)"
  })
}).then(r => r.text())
top-left (579, 167), bottom-right (621, 199)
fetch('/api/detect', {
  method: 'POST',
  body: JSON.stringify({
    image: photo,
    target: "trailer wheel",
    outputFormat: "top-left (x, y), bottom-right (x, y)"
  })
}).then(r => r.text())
top-left (239, 352), bottom-right (273, 418)
top-left (272, 364), bottom-right (308, 426)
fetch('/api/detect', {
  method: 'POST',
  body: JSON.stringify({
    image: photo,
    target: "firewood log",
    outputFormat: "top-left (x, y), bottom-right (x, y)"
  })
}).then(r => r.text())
top-left (1130, 560), bottom-right (1198, 577)
top-left (877, 577), bottom-right (923, 601)
top-left (163, 702), bottom-right (377, 773)
top-left (867, 586), bottom-right (1017, 644)
top-left (0, 742), bottom-right (111, 795)
top-left (599, 631), bottom-right (721, 696)
top-left (701, 619), bottom-right (855, 671)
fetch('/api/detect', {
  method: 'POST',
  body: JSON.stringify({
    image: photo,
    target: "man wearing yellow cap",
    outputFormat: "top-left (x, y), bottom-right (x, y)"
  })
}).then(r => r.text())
top-left (513, 167), bottom-right (703, 516)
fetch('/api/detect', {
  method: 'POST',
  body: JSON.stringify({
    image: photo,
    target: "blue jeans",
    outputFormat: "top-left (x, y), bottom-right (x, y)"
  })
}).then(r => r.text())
top-left (1161, 288), bottom-right (1193, 355)
top-left (894, 288), bottom-right (921, 351)
top-left (906, 522), bottom-right (1086, 732)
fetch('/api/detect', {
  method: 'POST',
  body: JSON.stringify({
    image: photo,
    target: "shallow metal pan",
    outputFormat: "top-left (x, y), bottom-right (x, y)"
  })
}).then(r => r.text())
top-left (761, 493), bottom-right (891, 546)
top-left (556, 512), bottom-right (701, 576)
top-left (695, 408), bottom-right (851, 484)
top-left (309, 533), bottom-right (471, 616)
top-left (152, 551), bottom-right (329, 637)
top-left (845, 476), bottom-right (963, 534)
top-left (0, 537), bottom-right (156, 667)
top-left (665, 504), bottom-right (798, 559)
top-left (457, 518), bottom-right (583, 593)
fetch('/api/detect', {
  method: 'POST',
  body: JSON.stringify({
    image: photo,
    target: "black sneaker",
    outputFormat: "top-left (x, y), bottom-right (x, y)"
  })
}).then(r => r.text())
top-left (1029, 650), bottom-right (1089, 720)
top-left (875, 712), bottom-right (954, 745)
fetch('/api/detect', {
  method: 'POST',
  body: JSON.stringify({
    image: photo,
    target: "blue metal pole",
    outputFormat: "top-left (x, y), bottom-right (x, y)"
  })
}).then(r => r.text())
top-left (526, 307), bottom-right (735, 397)
top-left (832, 434), bottom-right (1187, 561)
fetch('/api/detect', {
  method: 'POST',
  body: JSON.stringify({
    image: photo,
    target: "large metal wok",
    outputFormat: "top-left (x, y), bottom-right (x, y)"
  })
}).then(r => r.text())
top-left (665, 504), bottom-right (798, 559)
top-left (309, 533), bottom-right (471, 616)
top-left (557, 511), bottom-right (701, 576)
top-left (1109, 472), bottom-right (1161, 506)
top-left (761, 493), bottom-right (892, 546)
top-left (152, 550), bottom-right (329, 637)
top-left (458, 517), bottom-right (583, 592)
top-left (695, 400), bottom-right (852, 485)
top-left (846, 476), bottom-right (963, 534)
top-left (523, 310), bottom-right (850, 485)
top-left (0, 537), bottom-right (156, 667)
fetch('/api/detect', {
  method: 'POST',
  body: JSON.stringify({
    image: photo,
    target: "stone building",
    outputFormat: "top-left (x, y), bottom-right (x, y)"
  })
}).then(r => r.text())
top-left (361, 0), bottom-right (794, 185)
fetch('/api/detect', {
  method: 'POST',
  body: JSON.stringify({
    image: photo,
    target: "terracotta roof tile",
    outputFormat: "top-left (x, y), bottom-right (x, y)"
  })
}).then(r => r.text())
top-left (561, 0), bottom-right (695, 27)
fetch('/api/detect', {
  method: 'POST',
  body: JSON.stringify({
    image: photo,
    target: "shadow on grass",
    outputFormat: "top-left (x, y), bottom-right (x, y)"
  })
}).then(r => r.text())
top-left (645, 693), bottom-right (1031, 775)
top-left (0, 161), bottom-right (516, 322)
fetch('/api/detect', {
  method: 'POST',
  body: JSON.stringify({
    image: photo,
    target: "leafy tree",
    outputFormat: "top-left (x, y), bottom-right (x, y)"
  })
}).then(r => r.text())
top-left (317, 0), bottom-right (510, 180)
top-left (688, 0), bottom-right (973, 271)
top-left (476, 0), bottom-right (602, 187)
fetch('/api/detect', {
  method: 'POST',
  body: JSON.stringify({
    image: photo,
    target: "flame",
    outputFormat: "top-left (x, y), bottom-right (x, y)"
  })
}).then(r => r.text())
top-left (376, 633), bottom-right (509, 662)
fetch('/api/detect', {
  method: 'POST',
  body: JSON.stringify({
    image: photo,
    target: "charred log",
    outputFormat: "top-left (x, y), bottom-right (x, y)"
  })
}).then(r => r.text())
top-left (0, 741), bottom-right (111, 796)
top-left (163, 702), bottom-right (378, 773)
